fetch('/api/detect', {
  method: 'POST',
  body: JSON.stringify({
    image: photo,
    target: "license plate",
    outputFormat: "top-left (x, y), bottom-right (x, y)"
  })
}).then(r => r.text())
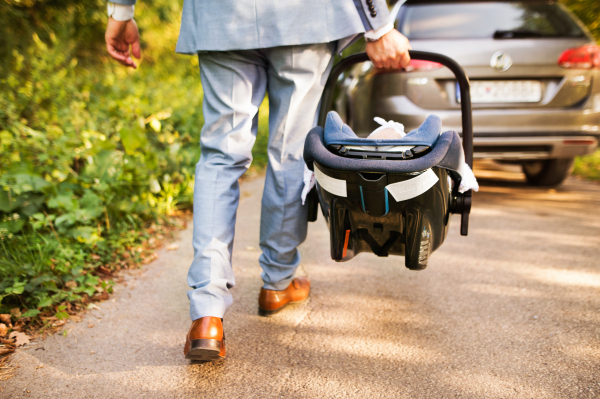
top-left (457, 80), bottom-right (542, 103)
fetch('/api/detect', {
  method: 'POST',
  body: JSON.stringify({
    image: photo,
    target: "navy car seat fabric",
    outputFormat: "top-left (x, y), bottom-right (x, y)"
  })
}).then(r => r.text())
top-left (304, 126), bottom-right (464, 175)
top-left (324, 111), bottom-right (442, 148)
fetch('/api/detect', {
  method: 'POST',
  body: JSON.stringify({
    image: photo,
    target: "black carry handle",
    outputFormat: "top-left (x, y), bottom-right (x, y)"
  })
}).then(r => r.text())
top-left (318, 51), bottom-right (473, 236)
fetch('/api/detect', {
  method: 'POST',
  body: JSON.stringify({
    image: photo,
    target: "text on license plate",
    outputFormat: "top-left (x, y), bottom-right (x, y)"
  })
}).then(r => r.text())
top-left (457, 80), bottom-right (542, 103)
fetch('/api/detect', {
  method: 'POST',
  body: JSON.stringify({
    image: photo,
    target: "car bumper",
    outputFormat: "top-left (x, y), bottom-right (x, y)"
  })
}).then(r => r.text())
top-left (376, 95), bottom-right (600, 160)
top-left (471, 136), bottom-right (598, 160)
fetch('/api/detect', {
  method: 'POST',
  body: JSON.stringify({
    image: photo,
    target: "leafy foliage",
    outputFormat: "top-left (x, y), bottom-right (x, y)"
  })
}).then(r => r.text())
top-left (0, 0), bottom-right (205, 317)
top-left (0, 0), bottom-right (274, 320)
top-left (561, 0), bottom-right (600, 40)
top-left (573, 149), bottom-right (600, 181)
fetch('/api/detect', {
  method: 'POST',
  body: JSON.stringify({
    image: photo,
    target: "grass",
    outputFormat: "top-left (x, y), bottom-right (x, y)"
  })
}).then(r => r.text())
top-left (0, 93), bottom-right (271, 337)
top-left (573, 150), bottom-right (600, 181)
top-left (0, 211), bottom-right (187, 359)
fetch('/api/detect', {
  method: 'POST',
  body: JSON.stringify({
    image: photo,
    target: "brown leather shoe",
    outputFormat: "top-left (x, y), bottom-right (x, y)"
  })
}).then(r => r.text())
top-left (183, 317), bottom-right (225, 361)
top-left (258, 276), bottom-right (311, 317)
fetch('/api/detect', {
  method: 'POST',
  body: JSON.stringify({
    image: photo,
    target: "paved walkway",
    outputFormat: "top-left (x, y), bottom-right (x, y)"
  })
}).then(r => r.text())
top-left (4, 162), bottom-right (600, 398)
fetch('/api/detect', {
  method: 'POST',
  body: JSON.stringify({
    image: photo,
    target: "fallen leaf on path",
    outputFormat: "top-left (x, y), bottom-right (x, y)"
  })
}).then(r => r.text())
top-left (98, 266), bottom-right (113, 276)
top-left (11, 321), bottom-right (23, 332)
top-left (0, 324), bottom-right (7, 338)
top-left (142, 253), bottom-right (158, 264)
top-left (35, 364), bottom-right (44, 370)
top-left (8, 332), bottom-right (29, 347)
top-left (88, 323), bottom-right (94, 328)
top-left (9, 309), bottom-right (20, 319)
top-left (0, 339), bottom-right (13, 346)
top-left (0, 315), bottom-right (10, 325)
top-left (0, 347), bottom-right (14, 356)
top-left (91, 292), bottom-right (109, 302)
top-left (166, 243), bottom-right (179, 251)
top-left (246, 246), bottom-right (256, 251)
top-left (65, 281), bottom-right (77, 289)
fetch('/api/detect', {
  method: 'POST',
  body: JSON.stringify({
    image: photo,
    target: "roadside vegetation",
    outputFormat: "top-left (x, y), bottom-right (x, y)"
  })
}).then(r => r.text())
top-left (562, 0), bottom-right (600, 39)
top-left (0, 0), bottom-right (268, 344)
top-left (574, 150), bottom-right (600, 181)
top-left (0, 0), bottom-right (597, 352)
top-left (0, 0), bottom-right (197, 339)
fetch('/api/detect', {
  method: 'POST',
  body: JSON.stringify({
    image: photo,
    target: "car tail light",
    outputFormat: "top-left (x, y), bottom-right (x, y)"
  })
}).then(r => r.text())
top-left (374, 60), bottom-right (443, 75)
top-left (558, 45), bottom-right (600, 69)
top-left (405, 60), bottom-right (443, 72)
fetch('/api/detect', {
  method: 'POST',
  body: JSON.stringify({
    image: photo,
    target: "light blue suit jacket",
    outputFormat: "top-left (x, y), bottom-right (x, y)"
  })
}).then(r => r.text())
top-left (110, 0), bottom-right (391, 54)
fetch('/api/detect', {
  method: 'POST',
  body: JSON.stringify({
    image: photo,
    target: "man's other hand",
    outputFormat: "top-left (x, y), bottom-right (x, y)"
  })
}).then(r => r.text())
top-left (365, 29), bottom-right (411, 70)
top-left (105, 17), bottom-right (141, 68)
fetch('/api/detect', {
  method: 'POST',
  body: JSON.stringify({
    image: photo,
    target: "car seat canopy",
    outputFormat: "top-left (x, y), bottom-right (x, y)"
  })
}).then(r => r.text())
top-left (305, 111), bottom-right (466, 176)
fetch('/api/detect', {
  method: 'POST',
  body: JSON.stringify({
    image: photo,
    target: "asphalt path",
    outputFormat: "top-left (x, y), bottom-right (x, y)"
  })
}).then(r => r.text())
top-left (3, 161), bottom-right (600, 398)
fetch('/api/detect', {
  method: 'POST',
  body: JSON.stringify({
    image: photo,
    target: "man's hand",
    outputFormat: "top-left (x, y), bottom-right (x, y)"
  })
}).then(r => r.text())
top-left (105, 17), bottom-right (141, 68)
top-left (365, 29), bottom-right (411, 69)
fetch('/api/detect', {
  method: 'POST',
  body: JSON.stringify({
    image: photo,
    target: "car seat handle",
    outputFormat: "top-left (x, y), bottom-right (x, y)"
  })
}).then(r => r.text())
top-left (318, 51), bottom-right (473, 236)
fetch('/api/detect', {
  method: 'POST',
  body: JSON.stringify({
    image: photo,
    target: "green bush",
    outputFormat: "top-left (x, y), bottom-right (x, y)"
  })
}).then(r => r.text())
top-left (573, 149), bottom-right (600, 181)
top-left (0, 0), bottom-right (274, 319)
top-left (0, 0), bottom-right (206, 317)
top-left (561, 0), bottom-right (600, 40)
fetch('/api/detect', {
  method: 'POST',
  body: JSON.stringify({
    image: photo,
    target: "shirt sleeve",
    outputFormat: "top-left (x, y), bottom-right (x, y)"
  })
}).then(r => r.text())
top-left (107, 2), bottom-right (135, 21)
top-left (107, 0), bottom-right (136, 5)
top-left (363, 22), bottom-right (394, 41)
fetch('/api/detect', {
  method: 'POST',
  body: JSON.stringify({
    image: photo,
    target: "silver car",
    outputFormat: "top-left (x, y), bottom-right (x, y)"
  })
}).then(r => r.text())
top-left (335, 0), bottom-right (600, 186)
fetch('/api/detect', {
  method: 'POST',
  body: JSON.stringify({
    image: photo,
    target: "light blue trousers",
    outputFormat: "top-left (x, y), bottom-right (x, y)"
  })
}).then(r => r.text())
top-left (188, 43), bottom-right (336, 320)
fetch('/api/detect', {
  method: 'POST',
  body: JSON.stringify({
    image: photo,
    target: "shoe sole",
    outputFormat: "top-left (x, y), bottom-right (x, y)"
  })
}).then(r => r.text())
top-left (258, 297), bottom-right (309, 317)
top-left (185, 339), bottom-right (224, 361)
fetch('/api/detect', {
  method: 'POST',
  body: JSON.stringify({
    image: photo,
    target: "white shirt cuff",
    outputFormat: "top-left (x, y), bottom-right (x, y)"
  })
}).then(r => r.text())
top-left (364, 23), bottom-right (394, 41)
top-left (107, 3), bottom-right (135, 21)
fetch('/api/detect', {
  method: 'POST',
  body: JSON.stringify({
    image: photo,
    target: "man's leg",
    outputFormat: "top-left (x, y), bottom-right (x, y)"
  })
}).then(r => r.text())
top-left (258, 43), bottom-right (336, 293)
top-left (187, 51), bottom-right (268, 321)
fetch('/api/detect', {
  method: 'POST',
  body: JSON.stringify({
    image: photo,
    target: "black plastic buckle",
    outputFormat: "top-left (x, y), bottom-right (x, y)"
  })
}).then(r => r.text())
top-left (451, 191), bottom-right (472, 236)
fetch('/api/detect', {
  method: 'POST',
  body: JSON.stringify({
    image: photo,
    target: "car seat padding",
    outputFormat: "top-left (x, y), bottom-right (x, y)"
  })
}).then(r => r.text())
top-left (323, 111), bottom-right (442, 148)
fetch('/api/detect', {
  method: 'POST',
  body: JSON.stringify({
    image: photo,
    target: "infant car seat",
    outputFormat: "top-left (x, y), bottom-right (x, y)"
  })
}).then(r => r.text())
top-left (303, 51), bottom-right (474, 270)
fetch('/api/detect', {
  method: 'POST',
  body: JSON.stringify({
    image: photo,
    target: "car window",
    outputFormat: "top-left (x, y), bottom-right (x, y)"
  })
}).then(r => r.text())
top-left (398, 1), bottom-right (586, 40)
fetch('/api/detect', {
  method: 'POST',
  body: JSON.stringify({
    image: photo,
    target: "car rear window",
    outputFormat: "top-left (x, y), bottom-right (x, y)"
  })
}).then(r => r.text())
top-left (398, 1), bottom-right (586, 40)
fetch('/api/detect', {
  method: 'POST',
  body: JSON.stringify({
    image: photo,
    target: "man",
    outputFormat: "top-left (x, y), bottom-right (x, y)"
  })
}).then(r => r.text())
top-left (105, 0), bottom-right (410, 362)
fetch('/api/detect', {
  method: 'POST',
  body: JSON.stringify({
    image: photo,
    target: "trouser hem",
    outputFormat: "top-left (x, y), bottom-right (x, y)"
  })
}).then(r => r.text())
top-left (262, 276), bottom-right (295, 291)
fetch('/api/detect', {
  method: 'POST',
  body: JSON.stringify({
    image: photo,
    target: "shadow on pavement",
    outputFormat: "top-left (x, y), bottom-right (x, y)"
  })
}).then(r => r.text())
top-left (4, 167), bottom-right (600, 398)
